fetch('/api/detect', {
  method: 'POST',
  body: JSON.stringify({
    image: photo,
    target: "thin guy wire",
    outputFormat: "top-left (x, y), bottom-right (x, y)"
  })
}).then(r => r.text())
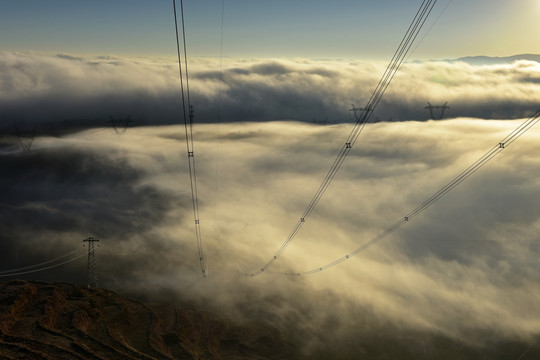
top-left (407, 0), bottom-right (455, 62)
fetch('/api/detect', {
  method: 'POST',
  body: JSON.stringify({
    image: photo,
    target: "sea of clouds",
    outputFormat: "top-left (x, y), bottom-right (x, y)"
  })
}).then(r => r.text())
top-left (1, 51), bottom-right (540, 358)
top-left (2, 118), bottom-right (540, 358)
top-left (1, 51), bottom-right (539, 130)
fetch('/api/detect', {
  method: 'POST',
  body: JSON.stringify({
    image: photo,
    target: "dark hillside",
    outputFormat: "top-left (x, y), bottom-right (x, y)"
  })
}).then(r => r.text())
top-left (1, 280), bottom-right (539, 359)
top-left (0, 280), bottom-right (294, 360)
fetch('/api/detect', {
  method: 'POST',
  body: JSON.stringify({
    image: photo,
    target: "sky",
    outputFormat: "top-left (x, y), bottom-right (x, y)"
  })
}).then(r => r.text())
top-left (1, 1), bottom-right (540, 359)
top-left (1, 0), bottom-right (539, 59)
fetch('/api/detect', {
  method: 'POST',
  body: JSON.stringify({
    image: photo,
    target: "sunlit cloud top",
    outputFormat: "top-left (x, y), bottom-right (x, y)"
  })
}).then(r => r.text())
top-left (1, 52), bottom-right (539, 130)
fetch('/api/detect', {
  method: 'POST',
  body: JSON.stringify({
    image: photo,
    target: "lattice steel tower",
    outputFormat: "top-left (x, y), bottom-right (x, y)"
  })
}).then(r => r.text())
top-left (425, 102), bottom-right (450, 120)
top-left (107, 115), bottom-right (134, 135)
top-left (83, 237), bottom-right (99, 288)
top-left (14, 125), bottom-right (37, 151)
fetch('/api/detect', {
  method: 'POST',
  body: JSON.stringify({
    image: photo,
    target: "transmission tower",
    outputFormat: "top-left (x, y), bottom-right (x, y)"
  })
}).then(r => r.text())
top-left (107, 115), bottom-right (134, 135)
top-left (14, 126), bottom-right (37, 151)
top-left (425, 102), bottom-right (450, 120)
top-left (82, 237), bottom-right (99, 288)
top-left (349, 105), bottom-right (373, 123)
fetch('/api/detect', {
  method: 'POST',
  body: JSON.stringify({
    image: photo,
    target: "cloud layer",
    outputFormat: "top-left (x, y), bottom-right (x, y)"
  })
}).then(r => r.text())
top-left (1, 118), bottom-right (540, 358)
top-left (1, 52), bottom-right (539, 132)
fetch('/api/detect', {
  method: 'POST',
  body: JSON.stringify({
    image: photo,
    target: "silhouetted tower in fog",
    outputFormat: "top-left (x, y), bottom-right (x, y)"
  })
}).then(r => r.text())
top-left (107, 115), bottom-right (134, 135)
top-left (83, 237), bottom-right (99, 288)
top-left (349, 105), bottom-right (373, 122)
top-left (425, 102), bottom-right (449, 120)
top-left (14, 125), bottom-right (37, 151)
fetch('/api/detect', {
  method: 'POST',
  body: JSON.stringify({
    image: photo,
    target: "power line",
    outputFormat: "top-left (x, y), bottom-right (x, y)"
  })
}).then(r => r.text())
top-left (247, 0), bottom-right (440, 277)
top-left (235, 115), bottom-right (353, 238)
top-left (0, 252), bottom-right (86, 278)
top-left (0, 248), bottom-right (83, 274)
top-left (281, 108), bottom-right (540, 277)
top-left (172, 0), bottom-right (207, 277)
top-left (100, 246), bottom-right (146, 256)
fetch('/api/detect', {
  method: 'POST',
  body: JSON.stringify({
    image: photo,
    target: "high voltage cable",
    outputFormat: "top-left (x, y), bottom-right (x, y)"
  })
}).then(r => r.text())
top-left (281, 109), bottom-right (540, 276)
top-left (236, 114), bottom-right (353, 236)
top-left (173, 0), bottom-right (207, 277)
top-left (247, 0), bottom-right (439, 277)
top-left (0, 252), bottom-right (86, 278)
top-left (101, 248), bottom-right (145, 256)
top-left (0, 248), bottom-right (83, 274)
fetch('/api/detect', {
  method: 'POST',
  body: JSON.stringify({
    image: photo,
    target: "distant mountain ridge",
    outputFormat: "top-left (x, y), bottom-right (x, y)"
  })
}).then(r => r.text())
top-left (451, 54), bottom-right (540, 65)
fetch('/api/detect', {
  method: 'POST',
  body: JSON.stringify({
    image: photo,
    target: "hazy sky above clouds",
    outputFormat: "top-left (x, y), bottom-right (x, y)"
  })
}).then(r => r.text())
top-left (1, 0), bottom-right (539, 59)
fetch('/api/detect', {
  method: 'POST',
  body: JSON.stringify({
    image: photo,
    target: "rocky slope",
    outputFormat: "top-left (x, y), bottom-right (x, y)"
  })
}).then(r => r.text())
top-left (0, 280), bottom-right (293, 360)
top-left (1, 280), bottom-right (539, 360)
